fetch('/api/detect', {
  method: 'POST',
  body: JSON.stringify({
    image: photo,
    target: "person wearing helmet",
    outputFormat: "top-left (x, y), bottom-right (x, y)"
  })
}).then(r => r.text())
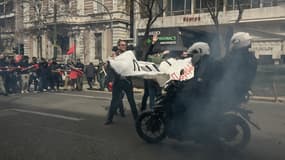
top-left (168, 42), bottom-right (220, 138)
top-left (218, 32), bottom-right (257, 105)
top-left (186, 42), bottom-right (222, 92)
top-left (187, 42), bottom-right (212, 83)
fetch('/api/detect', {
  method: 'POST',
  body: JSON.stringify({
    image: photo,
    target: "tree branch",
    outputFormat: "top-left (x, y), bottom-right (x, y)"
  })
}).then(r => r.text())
top-left (235, 0), bottom-right (243, 24)
top-left (206, 0), bottom-right (219, 26)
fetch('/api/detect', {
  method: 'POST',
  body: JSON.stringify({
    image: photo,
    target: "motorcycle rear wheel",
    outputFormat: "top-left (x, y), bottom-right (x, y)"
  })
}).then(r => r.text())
top-left (136, 111), bottom-right (167, 143)
top-left (217, 114), bottom-right (251, 151)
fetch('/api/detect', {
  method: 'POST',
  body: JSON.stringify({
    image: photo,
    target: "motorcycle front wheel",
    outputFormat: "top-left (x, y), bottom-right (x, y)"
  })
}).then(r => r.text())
top-left (136, 111), bottom-right (167, 144)
top-left (217, 114), bottom-right (251, 151)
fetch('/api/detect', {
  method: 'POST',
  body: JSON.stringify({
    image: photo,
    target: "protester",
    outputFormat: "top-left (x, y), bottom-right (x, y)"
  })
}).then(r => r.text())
top-left (38, 58), bottom-right (49, 92)
top-left (0, 54), bottom-right (8, 96)
top-left (68, 60), bottom-right (78, 90)
top-left (215, 32), bottom-right (257, 106)
top-left (141, 33), bottom-right (162, 111)
top-left (75, 59), bottom-right (84, 91)
top-left (104, 39), bottom-right (137, 125)
top-left (97, 59), bottom-right (106, 91)
top-left (63, 59), bottom-right (72, 90)
top-left (28, 57), bottom-right (39, 92)
top-left (85, 62), bottom-right (96, 89)
top-left (49, 58), bottom-right (60, 91)
top-left (19, 56), bottom-right (30, 93)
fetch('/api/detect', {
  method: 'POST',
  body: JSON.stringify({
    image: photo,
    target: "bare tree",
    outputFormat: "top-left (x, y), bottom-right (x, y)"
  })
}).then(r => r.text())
top-left (22, 0), bottom-right (48, 58)
top-left (206, 0), bottom-right (244, 57)
top-left (134, 0), bottom-right (166, 60)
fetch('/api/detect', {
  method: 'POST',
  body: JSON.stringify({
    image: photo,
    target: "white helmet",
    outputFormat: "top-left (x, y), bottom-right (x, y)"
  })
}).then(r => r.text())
top-left (187, 42), bottom-right (210, 56)
top-left (230, 32), bottom-right (251, 50)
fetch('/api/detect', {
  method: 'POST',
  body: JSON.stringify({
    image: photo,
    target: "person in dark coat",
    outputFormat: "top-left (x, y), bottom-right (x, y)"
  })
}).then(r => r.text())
top-left (0, 54), bottom-right (8, 95)
top-left (38, 58), bottom-right (49, 92)
top-left (85, 62), bottom-right (96, 89)
top-left (140, 33), bottom-right (162, 111)
top-left (75, 59), bottom-right (84, 91)
top-left (28, 57), bottom-right (39, 92)
top-left (49, 58), bottom-right (60, 91)
top-left (215, 32), bottom-right (257, 106)
top-left (97, 59), bottom-right (106, 91)
top-left (19, 56), bottom-right (30, 93)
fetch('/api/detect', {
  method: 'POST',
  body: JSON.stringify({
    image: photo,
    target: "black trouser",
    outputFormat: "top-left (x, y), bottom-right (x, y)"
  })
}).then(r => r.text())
top-left (50, 73), bottom-right (60, 90)
top-left (107, 79), bottom-right (138, 121)
top-left (141, 80), bottom-right (149, 111)
top-left (87, 77), bottom-right (93, 88)
top-left (29, 73), bottom-right (38, 91)
top-left (141, 80), bottom-right (161, 111)
top-left (7, 72), bottom-right (19, 93)
top-left (0, 75), bottom-right (7, 94)
top-left (115, 92), bottom-right (125, 116)
top-left (39, 75), bottom-right (48, 91)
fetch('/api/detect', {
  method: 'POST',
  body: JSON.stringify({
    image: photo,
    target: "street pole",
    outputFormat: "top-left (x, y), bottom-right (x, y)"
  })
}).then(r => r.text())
top-left (3, 0), bottom-right (7, 53)
top-left (130, 0), bottom-right (134, 39)
top-left (74, 33), bottom-right (76, 60)
top-left (53, 0), bottom-right (57, 59)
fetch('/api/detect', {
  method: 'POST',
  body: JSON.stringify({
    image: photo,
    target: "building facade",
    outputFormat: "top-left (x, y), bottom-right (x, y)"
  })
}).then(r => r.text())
top-left (136, 0), bottom-right (285, 64)
top-left (22, 0), bottom-right (130, 64)
top-left (0, 0), bottom-right (23, 55)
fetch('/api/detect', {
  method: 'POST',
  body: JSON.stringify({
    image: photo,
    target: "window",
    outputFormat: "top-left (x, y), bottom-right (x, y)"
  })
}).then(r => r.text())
top-left (278, 0), bottom-right (285, 4)
top-left (252, 0), bottom-right (261, 8)
top-left (263, 0), bottom-right (273, 7)
top-left (167, 0), bottom-right (191, 16)
top-left (0, 0), bottom-right (14, 15)
top-left (95, 33), bottom-right (102, 59)
top-left (226, 0), bottom-right (283, 10)
top-left (281, 55), bottom-right (285, 64)
top-left (194, 0), bottom-right (223, 13)
top-left (227, 0), bottom-right (259, 10)
top-left (194, 0), bottom-right (210, 13)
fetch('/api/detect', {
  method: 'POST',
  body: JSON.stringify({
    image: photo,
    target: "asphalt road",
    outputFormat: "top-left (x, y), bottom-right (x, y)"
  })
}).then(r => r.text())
top-left (0, 91), bottom-right (284, 160)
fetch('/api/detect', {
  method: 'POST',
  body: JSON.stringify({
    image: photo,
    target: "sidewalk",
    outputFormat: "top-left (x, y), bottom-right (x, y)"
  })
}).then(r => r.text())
top-left (250, 96), bottom-right (285, 103)
top-left (82, 82), bottom-right (284, 103)
top-left (82, 83), bottom-right (144, 94)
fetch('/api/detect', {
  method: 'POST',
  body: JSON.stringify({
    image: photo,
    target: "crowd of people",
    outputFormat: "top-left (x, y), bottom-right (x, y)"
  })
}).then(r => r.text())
top-left (0, 55), bottom-right (110, 96)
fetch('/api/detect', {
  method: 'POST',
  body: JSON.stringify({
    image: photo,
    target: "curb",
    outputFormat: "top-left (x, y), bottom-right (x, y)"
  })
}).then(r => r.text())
top-left (250, 96), bottom-right (285, 103)
top-left (82, 87), bottom-right (284, 103)
top-left (83, 88), bottom-right (144, 94)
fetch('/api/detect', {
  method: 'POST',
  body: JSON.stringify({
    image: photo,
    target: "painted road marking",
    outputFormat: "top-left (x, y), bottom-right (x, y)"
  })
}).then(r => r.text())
top-left (53, 92), bottom-right (141, 102)
top-left (11, 109), bottom-right (84, 121)
top-left (53, 93), bottom-right (112, 101)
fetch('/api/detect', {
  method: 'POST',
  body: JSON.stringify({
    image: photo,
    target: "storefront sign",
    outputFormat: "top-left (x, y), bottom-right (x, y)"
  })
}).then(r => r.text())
top-left (183, 16), bottom-right (201, 22)
top-left (146, 36), bottom-right (177, 44)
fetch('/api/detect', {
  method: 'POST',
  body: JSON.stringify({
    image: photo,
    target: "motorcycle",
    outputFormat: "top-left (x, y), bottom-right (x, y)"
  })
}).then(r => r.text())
top-left (136, 79), bottom-right (260, 151)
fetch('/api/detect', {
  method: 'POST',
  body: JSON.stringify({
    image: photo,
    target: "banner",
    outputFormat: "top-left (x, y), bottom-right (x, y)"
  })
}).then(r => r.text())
top-left (108, 51), bottom-right (195, 86)
top-left (159, 57), bottom-right (194, 81)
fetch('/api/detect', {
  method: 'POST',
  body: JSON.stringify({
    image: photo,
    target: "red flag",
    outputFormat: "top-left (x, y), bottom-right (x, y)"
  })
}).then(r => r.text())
top-left (67, 44), bottom-right (75, 55)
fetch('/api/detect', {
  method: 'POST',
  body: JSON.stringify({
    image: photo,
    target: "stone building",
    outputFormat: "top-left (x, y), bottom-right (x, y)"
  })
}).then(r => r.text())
top-left (0, 0), bottom-right (23, 55)
top-left (22, 0), bottom-right (130, 64)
